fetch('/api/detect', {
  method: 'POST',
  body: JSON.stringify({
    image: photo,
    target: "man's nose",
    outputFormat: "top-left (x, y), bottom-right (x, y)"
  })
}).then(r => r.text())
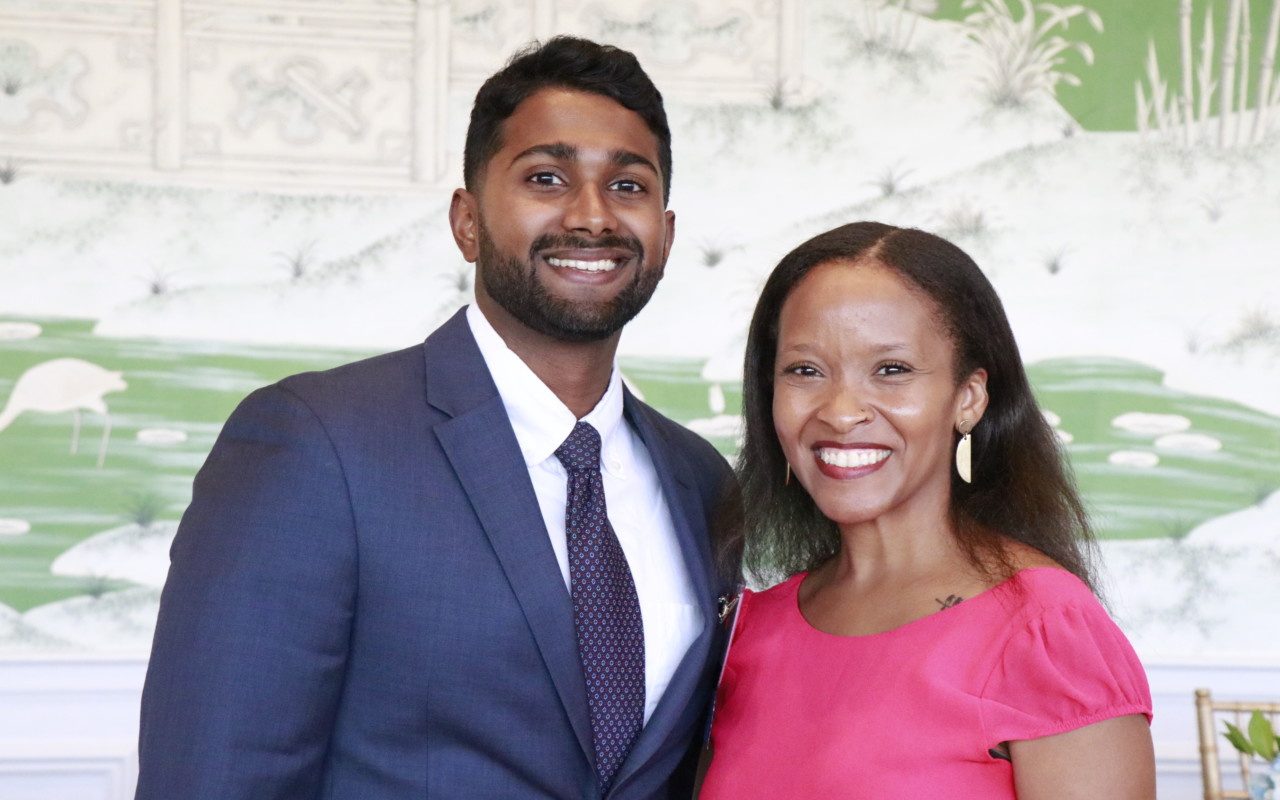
top-left (562, 184), bottom-right (617, 236)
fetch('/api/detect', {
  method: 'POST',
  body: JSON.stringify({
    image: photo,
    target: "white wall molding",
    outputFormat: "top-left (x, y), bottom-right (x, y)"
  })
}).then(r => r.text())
top-left (0, 655), bottom-right (146, 800)
top-left (2, 653), bottom-right (1277, 799)
top-left (1145, 656), bottom-right (1280, 799)
top-left (0, 0), bottom-right (797, 190)
top-left (0, 744), bottom-right (138, 800)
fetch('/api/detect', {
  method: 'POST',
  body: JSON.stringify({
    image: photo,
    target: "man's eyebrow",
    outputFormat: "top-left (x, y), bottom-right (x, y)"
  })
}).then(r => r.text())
top-left (508, 143), bottom-right (659, 175)
top-left (510, 143), bottom-right (577, 165)
top-left (610, 149), bottom-right (659, 175)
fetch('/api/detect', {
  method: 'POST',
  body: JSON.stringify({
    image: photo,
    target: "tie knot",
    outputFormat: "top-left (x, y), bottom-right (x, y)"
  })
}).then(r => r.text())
top-left (555, 421), bottom-right (602, 474)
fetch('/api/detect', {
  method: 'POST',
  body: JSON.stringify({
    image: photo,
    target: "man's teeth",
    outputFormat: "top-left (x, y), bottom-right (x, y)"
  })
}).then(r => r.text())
top-left (817, 448), bottom-right (890, 468)
top-left (546, 256), bottom-right (620, 272)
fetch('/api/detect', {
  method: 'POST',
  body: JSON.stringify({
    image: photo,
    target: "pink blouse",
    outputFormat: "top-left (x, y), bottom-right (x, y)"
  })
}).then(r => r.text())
top-left (699, 568), bottom-right (1152, 799)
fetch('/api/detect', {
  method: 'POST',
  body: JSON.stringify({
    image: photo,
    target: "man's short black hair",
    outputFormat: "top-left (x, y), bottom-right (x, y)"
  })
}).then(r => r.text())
top-left (463, 36), bottom-right (673, 205)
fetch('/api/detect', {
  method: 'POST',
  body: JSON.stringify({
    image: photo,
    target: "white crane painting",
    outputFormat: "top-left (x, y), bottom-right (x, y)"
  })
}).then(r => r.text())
top-left (0, 358), bottom-right (127, 468)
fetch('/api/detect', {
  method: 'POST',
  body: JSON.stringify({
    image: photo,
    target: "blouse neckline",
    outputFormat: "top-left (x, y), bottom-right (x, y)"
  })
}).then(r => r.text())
top-left (786, 566), bottom-right (1070, 640)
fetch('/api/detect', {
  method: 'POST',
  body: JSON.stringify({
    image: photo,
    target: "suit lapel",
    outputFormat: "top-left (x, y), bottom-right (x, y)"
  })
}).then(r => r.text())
top-left (424, 314), bottom-right (721, 792)
top-left (610, 393), bottom-right (719, 792)
top-left (423, 310), bottom-right (596, 768)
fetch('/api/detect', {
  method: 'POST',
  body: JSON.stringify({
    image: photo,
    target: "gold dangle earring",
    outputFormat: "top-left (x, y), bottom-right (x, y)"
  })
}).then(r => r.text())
top-left (955, 421), bottom-right (973, 484)
top-left (785, 462), bottom-right (792, 486)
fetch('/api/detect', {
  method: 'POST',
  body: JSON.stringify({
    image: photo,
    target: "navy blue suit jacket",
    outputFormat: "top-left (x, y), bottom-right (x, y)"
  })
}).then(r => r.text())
top-left (136, 309), bottom-right (736, 799)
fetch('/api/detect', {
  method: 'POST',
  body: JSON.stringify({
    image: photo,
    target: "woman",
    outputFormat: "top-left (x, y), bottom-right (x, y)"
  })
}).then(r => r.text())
top-left (700, 222), bottom-right (1154, 799)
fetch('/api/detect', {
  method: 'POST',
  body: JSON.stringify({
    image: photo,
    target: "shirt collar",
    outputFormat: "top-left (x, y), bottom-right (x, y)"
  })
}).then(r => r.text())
top-left (466, 304), bottom-right (628, 473)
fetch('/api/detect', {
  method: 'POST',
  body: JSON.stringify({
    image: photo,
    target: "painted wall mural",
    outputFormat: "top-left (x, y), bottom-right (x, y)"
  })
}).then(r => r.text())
top-left (0, 0), bottom-right (1277, 664)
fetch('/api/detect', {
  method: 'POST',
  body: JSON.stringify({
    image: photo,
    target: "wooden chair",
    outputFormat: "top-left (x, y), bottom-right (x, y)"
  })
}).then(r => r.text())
top-left (1195, 688), bottom-right (1280, 800)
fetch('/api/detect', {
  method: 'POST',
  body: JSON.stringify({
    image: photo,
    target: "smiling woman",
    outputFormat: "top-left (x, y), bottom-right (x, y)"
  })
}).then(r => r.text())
top-left (699, 221), bottom-right (1156, 800)
top-left (771, 258), bottom-right (988, 538)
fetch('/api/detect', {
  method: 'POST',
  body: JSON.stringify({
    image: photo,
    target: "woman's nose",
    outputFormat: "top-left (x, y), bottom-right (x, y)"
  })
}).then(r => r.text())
top-left (817, 385), bottom-right (871, 431)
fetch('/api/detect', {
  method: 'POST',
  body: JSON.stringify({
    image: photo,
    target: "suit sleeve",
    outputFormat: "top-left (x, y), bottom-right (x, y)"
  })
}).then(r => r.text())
top-left (136, 383), bottom-right (357, 800)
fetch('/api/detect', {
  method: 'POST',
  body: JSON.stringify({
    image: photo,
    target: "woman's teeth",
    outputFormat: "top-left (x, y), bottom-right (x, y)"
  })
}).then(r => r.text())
top-left (817, 448), bottom-right (890, 468)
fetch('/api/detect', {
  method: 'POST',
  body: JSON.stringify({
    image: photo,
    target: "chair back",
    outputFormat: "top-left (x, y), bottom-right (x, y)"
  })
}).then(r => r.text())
top-left (1195, 688), bottom-right (1280, 800)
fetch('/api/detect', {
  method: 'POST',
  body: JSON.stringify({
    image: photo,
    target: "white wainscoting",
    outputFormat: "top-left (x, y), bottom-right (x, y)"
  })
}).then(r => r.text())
top-left (0, 655), bottom-right (145, 800)
top-left (1, 654), bottom-right (1275, 799)
top-left (1146, 656), bottom-right (1280, 800)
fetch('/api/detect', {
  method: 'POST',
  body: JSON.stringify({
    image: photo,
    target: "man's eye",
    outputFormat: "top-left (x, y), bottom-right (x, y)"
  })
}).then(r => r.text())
top-left (529, 172), bottom-right (564, 186)
top-left (612, 179), bottom-right (644, 193)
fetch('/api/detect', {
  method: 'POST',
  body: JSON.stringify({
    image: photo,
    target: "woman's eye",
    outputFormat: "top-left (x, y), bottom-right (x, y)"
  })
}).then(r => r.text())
top-left (877, 362), bottom-right (910, 376)
top-left (781, 363), bottom-right (820, 378)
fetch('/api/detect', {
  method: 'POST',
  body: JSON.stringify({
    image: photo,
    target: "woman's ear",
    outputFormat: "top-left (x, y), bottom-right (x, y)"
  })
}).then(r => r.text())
top-left (957, 368), bottom-right (989, 428)
top-left (449, 189), bottom-right (480, 263)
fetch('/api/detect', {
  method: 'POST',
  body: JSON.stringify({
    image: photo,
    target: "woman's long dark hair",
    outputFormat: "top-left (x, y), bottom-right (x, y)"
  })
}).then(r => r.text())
top-left (731, 222), bottom-right (1096, 591)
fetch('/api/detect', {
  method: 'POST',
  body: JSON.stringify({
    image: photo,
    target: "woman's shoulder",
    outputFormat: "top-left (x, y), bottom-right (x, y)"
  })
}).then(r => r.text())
top-left (737, 572), bottom-right (806, 619)
top-left (746, 572), bottom-right (806, 601)
top-left (997, 541), bottom-right (1096, 605)
top-left (981, 567), bottom-right (1152, 739)
top-left (1004, 539), bottom-right (1066, 573)
top-left (1005, 566), bottom-right (1097, 608)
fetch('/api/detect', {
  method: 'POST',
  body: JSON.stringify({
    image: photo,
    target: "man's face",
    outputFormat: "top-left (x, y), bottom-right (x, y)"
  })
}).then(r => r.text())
top-left (450, 87), bottom-right (675, 343)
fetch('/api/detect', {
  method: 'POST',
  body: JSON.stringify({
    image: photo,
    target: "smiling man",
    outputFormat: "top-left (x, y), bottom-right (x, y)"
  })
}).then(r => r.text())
top-left (452, 84), bottom-right (674, 414)
top-left (135, 37), bottom-right (737, 800)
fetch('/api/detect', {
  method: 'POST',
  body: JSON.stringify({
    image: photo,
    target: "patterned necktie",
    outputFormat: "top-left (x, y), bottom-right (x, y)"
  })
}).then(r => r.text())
top-left (555, 421), bottom-right (645, 791)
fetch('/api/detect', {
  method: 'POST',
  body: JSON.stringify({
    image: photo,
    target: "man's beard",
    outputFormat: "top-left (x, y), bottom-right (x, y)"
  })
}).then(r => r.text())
top-left (476, 223), bottom-right (663, 343)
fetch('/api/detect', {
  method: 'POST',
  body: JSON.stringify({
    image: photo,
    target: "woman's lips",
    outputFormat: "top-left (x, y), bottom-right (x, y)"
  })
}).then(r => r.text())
top-left (812, 444), bottom-right (890, 479)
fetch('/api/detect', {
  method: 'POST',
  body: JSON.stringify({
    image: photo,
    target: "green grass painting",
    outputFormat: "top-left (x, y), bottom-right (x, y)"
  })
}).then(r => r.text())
top-left (4, 318), bottom-right (1277, 613)
top-left (0, 318), bottom-right (373, 611)
top-left (932, 0), bottom-right (1280, 131)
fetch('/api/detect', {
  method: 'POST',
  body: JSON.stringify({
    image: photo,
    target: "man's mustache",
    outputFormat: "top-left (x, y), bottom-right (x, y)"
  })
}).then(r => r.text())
top-left (529, 234), bottom-right (644, 262)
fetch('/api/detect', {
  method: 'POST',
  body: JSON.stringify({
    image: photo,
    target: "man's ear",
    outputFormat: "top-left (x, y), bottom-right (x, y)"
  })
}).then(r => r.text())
top-left (449, 189), bottom-right (480, 263)
top-left (658, 209), bottom-right (675, 275)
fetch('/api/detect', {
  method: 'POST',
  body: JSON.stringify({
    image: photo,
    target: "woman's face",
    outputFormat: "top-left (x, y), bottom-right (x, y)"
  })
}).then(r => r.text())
top-left (772, 259), bottom-right (987, 528)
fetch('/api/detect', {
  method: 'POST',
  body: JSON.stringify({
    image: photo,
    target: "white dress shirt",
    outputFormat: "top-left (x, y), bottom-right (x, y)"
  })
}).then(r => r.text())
top-left (465, 304), bottom-right (703, 724)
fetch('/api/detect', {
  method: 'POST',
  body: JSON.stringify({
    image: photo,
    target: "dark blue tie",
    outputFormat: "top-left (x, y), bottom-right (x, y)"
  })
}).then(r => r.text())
top-left (555, 421), bottom-right (645, 791)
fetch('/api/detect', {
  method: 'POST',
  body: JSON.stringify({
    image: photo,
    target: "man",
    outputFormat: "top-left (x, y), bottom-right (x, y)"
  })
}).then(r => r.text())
top-left (135, 36), bottom-right (737, 800)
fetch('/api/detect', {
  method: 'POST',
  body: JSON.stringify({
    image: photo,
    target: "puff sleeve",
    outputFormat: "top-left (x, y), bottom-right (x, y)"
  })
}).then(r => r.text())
top-left (979, 597), bottom-right (1152, 747)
